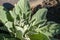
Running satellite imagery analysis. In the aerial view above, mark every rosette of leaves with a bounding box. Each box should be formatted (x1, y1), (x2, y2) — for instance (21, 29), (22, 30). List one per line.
(0, 0), (60, 40)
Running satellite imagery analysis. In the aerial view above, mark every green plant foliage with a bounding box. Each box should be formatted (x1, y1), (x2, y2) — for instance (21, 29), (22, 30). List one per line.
(0, 6), (8, 23)
(0, 0), (60, 40)
(28, 33), (49, 40)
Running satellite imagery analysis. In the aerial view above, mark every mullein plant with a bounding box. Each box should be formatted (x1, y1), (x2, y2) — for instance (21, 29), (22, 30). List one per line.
(0, 0), (60, 40)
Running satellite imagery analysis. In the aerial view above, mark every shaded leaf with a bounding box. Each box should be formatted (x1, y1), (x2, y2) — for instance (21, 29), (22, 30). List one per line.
(28, 33), (49, 40)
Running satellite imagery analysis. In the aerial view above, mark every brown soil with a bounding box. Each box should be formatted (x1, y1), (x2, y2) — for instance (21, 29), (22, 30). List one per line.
(0, 0), (18, 5)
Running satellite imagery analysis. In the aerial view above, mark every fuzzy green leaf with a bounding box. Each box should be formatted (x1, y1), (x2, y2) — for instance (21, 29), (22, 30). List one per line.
(5, 21), (13, 32)
(0, 6), (8, 23)
(17, 0), (30, 13)
(28, 33), (49, 40)
(36, 21), (60, 40)
(16, 0), (31, 19)
(9, 9), (17, 19)
(16, 30), (23, 40)
(30, 8), (47, 26)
